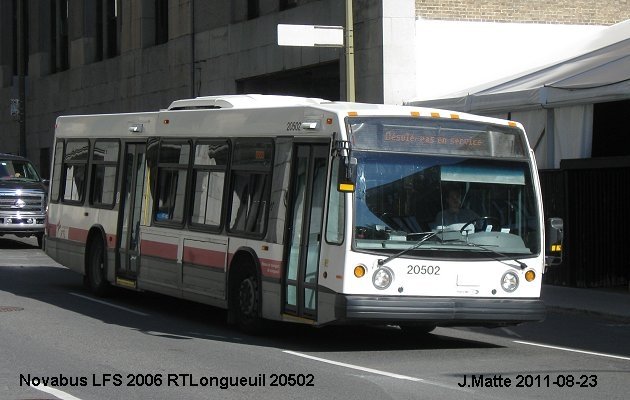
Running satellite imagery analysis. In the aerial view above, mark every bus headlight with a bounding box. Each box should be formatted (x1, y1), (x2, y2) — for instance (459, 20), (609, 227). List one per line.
(501, 271), (519, 293)
(373, 267), (393, 290)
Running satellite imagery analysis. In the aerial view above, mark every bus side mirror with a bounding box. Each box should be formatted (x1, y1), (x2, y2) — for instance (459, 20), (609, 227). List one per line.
(545, 217), (563, 267)
(337, 156), (357, 192)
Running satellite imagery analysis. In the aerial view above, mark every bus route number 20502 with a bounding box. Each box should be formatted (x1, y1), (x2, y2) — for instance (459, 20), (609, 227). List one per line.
(286, 121), (302, 131)
(407, 265), (440, 275)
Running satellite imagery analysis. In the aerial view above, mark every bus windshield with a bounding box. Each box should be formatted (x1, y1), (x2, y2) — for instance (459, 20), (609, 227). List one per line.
(349, 118), (540, 259)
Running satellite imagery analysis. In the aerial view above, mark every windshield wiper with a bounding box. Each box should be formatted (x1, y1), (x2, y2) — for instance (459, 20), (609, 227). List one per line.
(445, 238), (528, 270)
(377, 231), (437, 267)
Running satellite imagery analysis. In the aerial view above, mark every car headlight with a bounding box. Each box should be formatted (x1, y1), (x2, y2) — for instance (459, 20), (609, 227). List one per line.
(501, 271), (519, 292)
(373, 267), (394, 290)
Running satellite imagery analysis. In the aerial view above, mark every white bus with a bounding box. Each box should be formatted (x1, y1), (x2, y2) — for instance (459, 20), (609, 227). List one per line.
(45, 94), (562, 333)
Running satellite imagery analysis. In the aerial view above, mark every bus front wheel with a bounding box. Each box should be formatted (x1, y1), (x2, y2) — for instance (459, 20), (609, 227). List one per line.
(233, 269), (263, 334)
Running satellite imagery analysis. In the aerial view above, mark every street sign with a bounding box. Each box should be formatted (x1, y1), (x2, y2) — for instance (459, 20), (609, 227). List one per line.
(277, 24), (344, 47)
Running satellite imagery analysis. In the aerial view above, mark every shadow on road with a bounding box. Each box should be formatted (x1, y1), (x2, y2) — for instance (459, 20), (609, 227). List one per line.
(0, 264), (502, 355)
(0, 235), (39, 249)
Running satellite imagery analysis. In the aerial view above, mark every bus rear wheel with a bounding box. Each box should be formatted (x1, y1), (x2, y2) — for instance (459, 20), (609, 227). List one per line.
(86, 238), (110, 297)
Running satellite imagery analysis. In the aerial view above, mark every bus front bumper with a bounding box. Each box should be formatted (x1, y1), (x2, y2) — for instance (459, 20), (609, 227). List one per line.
(335, 295), (546, 327)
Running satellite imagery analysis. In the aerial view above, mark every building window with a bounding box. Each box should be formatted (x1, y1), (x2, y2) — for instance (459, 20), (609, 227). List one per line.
(247, 0), (259, 20)
(279, 0), (298, 11)
(155, 0), (169, 45)
(12, 0), (29, 76)
(95, 0), (120, 61)
(51, 0), (69, 72)
(105, 0), (120, 57)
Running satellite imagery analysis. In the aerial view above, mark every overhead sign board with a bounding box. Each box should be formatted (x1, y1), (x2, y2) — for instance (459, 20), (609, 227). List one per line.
(277, 24), (344, 47)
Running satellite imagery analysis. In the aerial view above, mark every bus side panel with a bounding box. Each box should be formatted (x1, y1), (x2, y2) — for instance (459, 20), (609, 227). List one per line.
(137, 229), (181, 297)
(316, 242), (348, 325)
(181, 237), (228, 300)
(46, 236), (85, 275)
(45, 203), (86, 276)
(261, 280), (283, 321)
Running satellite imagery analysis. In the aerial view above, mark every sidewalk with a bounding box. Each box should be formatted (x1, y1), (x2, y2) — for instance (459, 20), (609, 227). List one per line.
(542, 284), (630, 321)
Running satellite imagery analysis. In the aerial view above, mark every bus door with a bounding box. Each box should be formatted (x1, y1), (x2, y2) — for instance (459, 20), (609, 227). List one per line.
(284, 144), (329, 320)
(116, 142), (147, 284)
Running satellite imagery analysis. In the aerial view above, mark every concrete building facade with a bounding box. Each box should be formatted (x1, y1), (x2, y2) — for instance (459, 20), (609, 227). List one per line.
(1, 0), (628, 175)
(0, 0), (418, 175)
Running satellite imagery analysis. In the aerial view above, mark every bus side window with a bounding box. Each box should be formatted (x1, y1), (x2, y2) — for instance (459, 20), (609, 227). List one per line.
(62, 140), (89, 203)
(190, 141), (229, 229)
(50, 140), (64, 202)
(90, 140), (119, 207)
(228, 139), (272, 237)
(326, 158), (345, 244)
(153, 140), (190, 225)
(146, 139), (159, 223)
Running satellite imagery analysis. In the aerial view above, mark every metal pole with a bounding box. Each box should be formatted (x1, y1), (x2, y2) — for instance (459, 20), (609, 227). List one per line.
(190, 0), (195, 97)
(345, 0), (355, 102)
(17, 0), (27, 157)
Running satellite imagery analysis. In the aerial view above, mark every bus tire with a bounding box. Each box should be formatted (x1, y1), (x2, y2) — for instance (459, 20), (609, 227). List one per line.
(233, 267), (264, 334)
(86, 238), (111, 297)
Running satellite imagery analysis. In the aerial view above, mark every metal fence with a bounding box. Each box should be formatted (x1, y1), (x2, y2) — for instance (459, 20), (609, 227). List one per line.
(540, 157), (630, 288)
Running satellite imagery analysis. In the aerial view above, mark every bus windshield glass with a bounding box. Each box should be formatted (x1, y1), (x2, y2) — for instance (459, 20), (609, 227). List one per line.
(349, 117), (540, 259)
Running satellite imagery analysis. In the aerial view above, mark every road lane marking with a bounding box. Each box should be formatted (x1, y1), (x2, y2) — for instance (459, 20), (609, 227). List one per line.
(514, 340), (630, 361)
(69, 292), (149, 316)
(283, 350), (473, 392)
(30, 383), (83, 400)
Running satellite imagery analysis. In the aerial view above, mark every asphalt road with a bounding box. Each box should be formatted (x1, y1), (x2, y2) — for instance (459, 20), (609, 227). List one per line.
(1, 235), (629, 400)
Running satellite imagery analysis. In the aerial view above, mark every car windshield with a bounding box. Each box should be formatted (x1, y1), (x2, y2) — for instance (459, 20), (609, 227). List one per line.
(0, 159), (41, 182)
(352, 152), (540, 259)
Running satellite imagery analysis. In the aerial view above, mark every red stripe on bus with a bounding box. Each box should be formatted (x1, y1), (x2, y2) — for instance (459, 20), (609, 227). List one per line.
(225, 253), (282, 279)
(141, 240), (178, 260)
(47, 223), (57, 237)
(68, 227), (89, 242)
(259, 258), (283, 279)
(183, 246), (225, 270)
(46, 222), (115, 247)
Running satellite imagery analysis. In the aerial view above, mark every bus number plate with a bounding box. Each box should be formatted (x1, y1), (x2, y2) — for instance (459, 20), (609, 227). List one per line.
(286, 122), (302, 131)
(407, 265), (440, 275)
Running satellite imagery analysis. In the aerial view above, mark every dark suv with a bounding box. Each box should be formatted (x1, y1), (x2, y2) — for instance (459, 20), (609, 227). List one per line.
(0, 153), (47, 247)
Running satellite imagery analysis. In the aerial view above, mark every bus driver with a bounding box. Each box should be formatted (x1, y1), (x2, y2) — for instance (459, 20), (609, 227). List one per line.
(435, 187), (479, 227)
